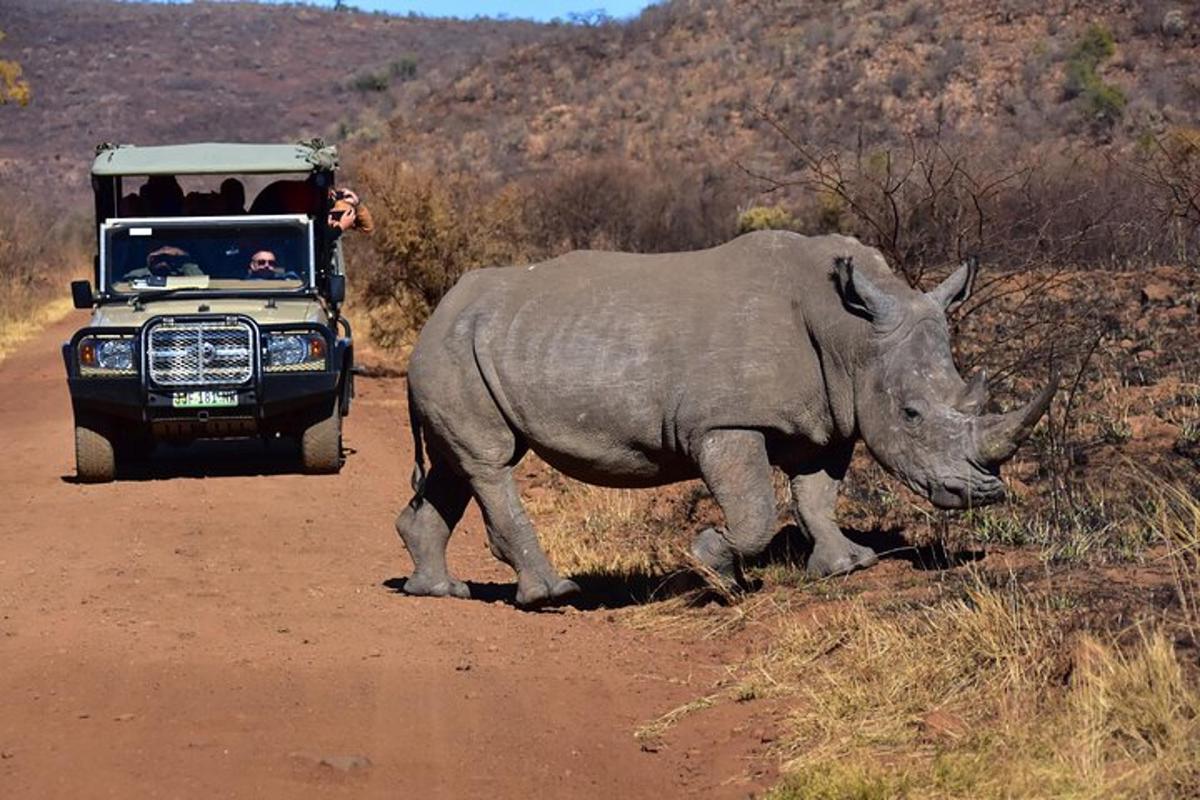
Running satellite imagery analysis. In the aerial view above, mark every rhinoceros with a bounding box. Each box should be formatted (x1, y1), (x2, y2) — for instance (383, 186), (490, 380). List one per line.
(396, 231), (1055, 607)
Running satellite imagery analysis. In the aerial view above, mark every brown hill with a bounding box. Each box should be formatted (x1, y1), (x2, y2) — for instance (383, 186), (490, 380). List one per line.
(375, 0), (1199, 178)
(0, 0), (548, 198)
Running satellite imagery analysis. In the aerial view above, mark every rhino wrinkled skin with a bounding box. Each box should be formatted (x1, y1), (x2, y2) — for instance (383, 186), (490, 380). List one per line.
(396, 231), (1056, 607)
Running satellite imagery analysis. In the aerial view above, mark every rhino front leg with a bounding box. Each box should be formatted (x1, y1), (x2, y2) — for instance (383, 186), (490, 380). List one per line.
(690, 429), (777, 589)
(790, 457), (878, 578)
(468, 468), (580, 608)
(396, 464), (473, 599)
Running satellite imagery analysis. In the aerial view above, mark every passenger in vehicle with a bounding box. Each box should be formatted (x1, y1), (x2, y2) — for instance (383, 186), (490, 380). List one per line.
(118, 192), (145, 217)
(246, 250), (283, 279)
(183, 191), (220, 216)
(329, 188), (374, 235)
(219, 179), (246, 214)
(138, 175), (185, 216)
(245, 250), (299, 280)
(124, 246), (203, 280)
(249, 179), (319, 215)
(250, 179), (373, 234)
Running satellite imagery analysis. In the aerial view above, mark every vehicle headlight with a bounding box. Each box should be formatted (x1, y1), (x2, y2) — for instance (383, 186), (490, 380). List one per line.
(264, 332), (327, 372)
(78, 336), (136, 376)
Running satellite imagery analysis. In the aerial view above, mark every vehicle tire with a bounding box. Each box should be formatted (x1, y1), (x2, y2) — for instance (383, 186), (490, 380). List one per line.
(75, 415), (116, 483)
(301, 398), (342, 474)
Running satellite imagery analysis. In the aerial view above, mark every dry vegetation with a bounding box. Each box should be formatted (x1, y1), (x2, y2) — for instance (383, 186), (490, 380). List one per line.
(339, 6), (1200, 792)
(3, 0), (1199, 794)
(0, 197), (88, 360)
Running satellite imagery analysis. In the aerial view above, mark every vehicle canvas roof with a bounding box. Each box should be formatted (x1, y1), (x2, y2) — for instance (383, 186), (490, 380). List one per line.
(91, 142), (339, 177)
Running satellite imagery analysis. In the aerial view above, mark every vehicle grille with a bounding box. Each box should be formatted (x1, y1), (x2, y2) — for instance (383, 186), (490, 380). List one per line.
(147, 320), (255, 386)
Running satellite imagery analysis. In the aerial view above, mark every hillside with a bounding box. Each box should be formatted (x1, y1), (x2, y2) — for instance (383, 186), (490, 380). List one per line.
(0, 0), (548, 198)
(374, 0), (1199, 179)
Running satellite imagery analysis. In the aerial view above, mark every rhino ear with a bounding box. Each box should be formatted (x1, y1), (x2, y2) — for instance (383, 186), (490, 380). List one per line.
(834, 256), (896, 324)
(927, 257), (978, 311)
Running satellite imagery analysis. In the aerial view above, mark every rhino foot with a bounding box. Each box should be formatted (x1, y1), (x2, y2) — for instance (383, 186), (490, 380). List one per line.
(806, 540), (878, 578)
(403, 573), (471, 599)
(689, 526), (741, 591)
(515, 575), (581, 609)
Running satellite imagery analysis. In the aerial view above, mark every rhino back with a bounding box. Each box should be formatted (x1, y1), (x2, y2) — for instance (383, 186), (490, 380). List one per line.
(411, 231), (878, 484)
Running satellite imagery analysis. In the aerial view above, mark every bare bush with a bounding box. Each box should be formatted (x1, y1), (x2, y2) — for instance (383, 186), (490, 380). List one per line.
(521, 158), (737, 254)
(353, 157), (531, 345)
(0, 194), (87, 329)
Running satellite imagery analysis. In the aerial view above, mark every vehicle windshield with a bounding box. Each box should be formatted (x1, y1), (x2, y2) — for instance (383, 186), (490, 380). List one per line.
(103, 216), (313, 293)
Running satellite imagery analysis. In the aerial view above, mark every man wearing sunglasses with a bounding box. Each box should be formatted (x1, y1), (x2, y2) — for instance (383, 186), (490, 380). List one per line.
(246, 250), (286, 279)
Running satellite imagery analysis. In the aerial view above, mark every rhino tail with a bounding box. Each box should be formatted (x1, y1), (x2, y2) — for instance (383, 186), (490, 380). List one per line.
(408, 382), (428, 497)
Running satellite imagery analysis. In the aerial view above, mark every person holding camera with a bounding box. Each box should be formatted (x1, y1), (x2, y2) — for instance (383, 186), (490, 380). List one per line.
(328, 188), (374, 235)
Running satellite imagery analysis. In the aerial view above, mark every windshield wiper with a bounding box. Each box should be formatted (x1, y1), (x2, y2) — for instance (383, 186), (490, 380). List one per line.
(128, 287), (198, 309)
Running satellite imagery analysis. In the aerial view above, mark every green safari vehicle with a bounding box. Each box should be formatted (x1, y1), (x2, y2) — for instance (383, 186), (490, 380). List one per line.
(64, 141), (356, 481)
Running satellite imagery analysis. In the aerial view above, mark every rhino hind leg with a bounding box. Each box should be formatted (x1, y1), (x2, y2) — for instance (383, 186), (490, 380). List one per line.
(790, 466), (878, 578)
(690, 430), (778, 590)
(396, 464), (473, 599)
(469, 468), (580, 608)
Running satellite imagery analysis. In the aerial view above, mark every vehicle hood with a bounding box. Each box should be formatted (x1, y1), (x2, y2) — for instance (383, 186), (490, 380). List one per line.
(91, 297), (328, 328)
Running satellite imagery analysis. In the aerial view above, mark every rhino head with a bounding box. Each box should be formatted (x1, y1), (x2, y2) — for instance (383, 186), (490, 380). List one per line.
(834, 256), (1057, 510)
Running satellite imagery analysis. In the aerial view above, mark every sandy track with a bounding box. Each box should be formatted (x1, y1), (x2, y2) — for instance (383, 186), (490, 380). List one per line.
(0, 314), (774, 798)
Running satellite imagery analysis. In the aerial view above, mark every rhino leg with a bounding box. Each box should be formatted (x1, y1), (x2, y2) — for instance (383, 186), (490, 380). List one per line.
(396, 464), (473, 599)
(690, 429), (777, 590)
(790, 458), (878, 578)
(469, 468), (581, 608)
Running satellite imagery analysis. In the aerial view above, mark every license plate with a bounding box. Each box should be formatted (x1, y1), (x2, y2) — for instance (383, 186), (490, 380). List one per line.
(172, 390), (238, 408)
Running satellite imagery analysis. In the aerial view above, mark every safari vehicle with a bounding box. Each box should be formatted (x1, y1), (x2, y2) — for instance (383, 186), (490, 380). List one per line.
(64, 141), (355, 481)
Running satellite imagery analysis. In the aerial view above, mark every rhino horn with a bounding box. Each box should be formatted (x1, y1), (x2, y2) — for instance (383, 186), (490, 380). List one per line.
(975, 372), (1059, 465)
(956, 369), (988, 415)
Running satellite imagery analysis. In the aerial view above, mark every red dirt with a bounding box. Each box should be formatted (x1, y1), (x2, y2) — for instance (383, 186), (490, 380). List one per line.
(0, 314), (777, 799)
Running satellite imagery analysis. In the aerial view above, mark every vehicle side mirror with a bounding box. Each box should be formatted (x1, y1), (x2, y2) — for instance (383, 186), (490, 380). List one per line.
(327, 274), (346, 306)
(71, 280), (95, 309)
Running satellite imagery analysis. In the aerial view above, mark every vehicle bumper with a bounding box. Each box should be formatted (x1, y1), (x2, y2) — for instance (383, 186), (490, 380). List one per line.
(63, 317), (352, 438)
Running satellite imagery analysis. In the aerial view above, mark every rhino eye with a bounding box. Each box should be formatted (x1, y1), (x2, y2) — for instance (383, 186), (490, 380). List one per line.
(902, 406), (923, 423)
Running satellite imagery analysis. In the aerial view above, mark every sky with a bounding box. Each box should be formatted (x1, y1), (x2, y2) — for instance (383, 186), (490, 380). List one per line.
(168, 0), (658, 22)
(339, 0), (652, 20)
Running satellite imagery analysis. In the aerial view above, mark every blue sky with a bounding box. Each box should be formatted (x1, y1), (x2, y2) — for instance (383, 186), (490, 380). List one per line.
(342, 1), (652, 20)
(169, 1), (657, 22)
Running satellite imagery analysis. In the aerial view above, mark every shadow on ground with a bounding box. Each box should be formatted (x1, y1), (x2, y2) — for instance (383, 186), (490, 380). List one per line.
(384, 524), (987, 611)
(60, 439), (357, 482)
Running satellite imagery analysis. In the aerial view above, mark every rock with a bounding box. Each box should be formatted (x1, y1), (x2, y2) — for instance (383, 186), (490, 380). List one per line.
(1141, 282), (1174, 305)
(113, 713), (135, 722)
(320, 754), (371, 772)
(289, 752), (372, 772)
(1162, 9), (1188, 37)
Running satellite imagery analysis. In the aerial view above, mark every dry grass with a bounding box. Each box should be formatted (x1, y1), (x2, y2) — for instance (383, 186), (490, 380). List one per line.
(0, 196), (88, 363)
(525, 478), (694, 579)
(0, 296), (74, 363)
(755, 572), (1200, 798)
(523, 458), (1200, 797)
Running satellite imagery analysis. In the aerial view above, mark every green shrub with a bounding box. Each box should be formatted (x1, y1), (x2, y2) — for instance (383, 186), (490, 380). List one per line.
(737, 205), (796, 234)
(1062, 24), (1124, 128)
(350, 69), (390, 93)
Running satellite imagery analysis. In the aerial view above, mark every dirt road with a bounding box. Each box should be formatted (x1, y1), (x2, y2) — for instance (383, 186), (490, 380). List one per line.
(0, 314), (775, 799)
